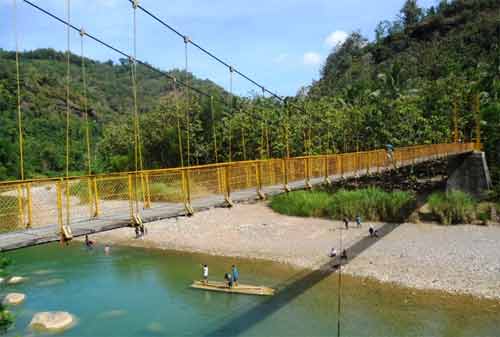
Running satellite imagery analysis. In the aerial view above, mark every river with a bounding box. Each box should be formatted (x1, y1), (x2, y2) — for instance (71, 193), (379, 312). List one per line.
(2, 243), (499, 336)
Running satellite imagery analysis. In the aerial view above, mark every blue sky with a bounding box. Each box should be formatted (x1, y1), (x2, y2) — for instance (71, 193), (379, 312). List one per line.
(0, 0), (438, 97)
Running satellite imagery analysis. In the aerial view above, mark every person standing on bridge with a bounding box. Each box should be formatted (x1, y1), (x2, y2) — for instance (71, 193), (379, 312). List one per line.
(386, 143), (394, 162)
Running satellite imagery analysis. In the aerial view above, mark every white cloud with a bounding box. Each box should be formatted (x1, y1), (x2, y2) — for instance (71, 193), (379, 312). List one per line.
(273, 53), (288, 64)
(325, 30), (348, 48)
(303, 52), (321, 66)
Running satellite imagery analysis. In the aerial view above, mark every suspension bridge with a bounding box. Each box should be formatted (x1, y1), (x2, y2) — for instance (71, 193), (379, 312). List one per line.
(0, 1), (484, 251)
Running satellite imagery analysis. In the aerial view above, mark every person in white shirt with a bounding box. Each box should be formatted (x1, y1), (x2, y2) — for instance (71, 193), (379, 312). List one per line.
(329, 248), (337, 258)
(202, 264), (208, 284)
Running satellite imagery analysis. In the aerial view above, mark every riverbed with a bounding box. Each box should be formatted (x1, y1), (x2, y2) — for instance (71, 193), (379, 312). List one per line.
(90, 203), (500, 300)
(2, 243), (500, 337)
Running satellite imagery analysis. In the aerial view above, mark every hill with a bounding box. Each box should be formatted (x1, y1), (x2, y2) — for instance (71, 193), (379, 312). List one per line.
(0, 48), (228, 179)
(308, 0), (500, 196)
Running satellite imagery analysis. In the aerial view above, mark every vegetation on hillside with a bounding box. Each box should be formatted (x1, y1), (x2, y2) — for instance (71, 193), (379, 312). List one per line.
(309, 0), (500, 196)
(0, 49), (228, 179)
(0, 0), (498, 200)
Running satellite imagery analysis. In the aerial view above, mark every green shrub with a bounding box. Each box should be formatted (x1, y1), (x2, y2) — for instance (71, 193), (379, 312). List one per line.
(0, 256), (11, 270)
(0, 305), (13, 334)
(269, 191), (332, 217)
(428, 191), (477, 225)
(0, 256), (13, 333)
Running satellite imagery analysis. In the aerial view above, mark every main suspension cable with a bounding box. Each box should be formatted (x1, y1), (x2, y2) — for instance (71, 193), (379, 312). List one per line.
(21, 0), (301, 131)
(21, 0), (227, 108)
(126, 0), (284, 101)
(124, 0), (312, 118)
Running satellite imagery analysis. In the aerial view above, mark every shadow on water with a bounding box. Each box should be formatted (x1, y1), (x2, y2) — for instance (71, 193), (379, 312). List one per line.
(203, 222), (401, 337)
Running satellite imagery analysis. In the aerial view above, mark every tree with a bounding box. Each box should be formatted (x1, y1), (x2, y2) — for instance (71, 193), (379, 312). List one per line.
(375, 20), (392, 42)
(400, 0), (423, 27)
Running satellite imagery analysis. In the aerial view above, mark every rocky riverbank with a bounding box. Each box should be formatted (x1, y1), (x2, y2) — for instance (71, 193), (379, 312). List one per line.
(89, 202), (500, 300)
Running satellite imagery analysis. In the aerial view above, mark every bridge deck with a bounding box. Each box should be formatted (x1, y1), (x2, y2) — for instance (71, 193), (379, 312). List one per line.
(0, 154), (456, 252)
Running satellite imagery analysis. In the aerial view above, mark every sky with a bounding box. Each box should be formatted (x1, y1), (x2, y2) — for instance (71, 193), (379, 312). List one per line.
(0, 0), (438, 97)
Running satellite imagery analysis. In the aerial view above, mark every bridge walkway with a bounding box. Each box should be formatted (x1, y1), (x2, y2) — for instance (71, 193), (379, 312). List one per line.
(0, 144), (474, 252)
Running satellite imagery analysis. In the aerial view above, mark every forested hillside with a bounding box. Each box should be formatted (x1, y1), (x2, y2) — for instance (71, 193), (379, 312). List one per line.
(0, 0), (499, 197)
(0, 48), (228, 179)
(308, 0), (500, 196)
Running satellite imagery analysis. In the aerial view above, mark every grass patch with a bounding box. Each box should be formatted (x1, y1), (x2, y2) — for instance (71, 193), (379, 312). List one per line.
(427, 191), (477, 225)
(269, 187), (415, 222)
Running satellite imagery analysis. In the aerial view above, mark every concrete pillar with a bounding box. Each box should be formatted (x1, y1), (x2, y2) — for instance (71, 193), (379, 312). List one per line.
(447, 152), (492, 199)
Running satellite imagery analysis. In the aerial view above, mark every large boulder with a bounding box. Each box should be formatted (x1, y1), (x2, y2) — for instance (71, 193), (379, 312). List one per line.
(2, 293), (26, 305)
(30, 312), (75, 332)
(7, 276), (27, 285)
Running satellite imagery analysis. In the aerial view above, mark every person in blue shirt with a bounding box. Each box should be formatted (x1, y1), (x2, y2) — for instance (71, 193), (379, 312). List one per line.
(355, 215), (362, 227)
(231, 265), (239, 287)
(386, 143), (394, 160)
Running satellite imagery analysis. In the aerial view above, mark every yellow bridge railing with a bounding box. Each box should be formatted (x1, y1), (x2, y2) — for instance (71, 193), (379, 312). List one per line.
(0, 143), (477, 235)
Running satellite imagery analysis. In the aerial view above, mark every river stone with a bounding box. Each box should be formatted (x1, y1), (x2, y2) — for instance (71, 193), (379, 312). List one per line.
(2, 293), (26, 305)
(30, 312), (75, 331)
(0, 277), (4, 284)
(7, 276), (27, 285)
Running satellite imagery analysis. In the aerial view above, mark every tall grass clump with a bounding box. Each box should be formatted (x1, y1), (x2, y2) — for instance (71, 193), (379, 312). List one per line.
(427, 190), (477, 225)
(328, 187), (415, 222)
(269, 188), (415, 222)
(269, 191), (332, 217)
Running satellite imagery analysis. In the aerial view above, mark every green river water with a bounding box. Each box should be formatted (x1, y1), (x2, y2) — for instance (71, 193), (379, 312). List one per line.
(2, 243), (499, 337)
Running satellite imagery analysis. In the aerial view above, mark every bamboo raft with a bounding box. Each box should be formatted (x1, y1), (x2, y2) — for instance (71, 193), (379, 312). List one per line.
(190, 280), (275, 296)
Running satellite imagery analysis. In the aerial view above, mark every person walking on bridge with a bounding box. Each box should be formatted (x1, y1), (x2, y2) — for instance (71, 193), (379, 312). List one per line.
(386, 143), (395, 168)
